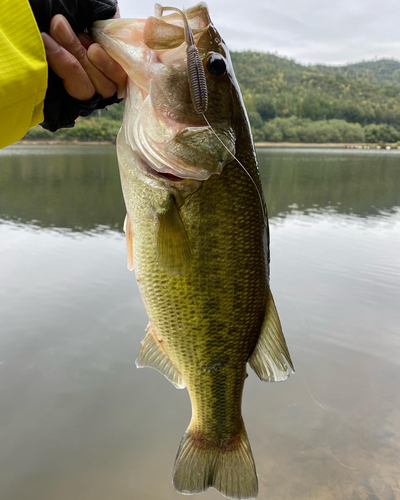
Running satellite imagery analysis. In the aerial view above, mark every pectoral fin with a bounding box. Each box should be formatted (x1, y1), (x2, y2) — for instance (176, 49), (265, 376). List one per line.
(135, 324), (185, 389)
(249, 289), (294, 382)
(123, 213), (134, 271)
(155, 195), (191, 276)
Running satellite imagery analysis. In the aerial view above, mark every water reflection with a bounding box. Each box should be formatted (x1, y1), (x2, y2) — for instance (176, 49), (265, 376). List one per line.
(1, 146), (400, 233)
(0, 145), (399, 500)
(259, 148), (400, 219)
(0, 145), (125, 232)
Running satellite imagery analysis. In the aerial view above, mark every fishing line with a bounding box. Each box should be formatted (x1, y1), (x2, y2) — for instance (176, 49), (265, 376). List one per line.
(277, 280), (332, 414)
(155, 4), (265, 219)
(197, 14), (360, 476)
(154, 2), (377, 486)
(256, 473), (269, 484)
(203, 104), (359, 477)
(275, 277), (362, 473)
(274, 245), (389, 493)
(202, 63), (362, 477)
(201, 113), (267, 223)
(204, 106), (361, 473)
(301, 373), (332, 415)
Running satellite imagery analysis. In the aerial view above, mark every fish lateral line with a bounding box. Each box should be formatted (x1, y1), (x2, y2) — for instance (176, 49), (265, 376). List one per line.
(201, 112), (267, 224)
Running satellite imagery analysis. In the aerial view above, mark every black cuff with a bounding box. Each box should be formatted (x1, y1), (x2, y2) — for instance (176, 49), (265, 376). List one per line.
(41, 69), (122, 132)
(28, 0), (120, 131)
(29, 0), (118, 34)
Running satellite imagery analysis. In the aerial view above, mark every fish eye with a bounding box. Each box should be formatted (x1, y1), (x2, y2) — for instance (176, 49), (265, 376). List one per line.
(206, 53), (227, 77)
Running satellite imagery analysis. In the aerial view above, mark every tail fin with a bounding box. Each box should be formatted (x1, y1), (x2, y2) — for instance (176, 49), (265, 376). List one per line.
(172, 426), (258, 500)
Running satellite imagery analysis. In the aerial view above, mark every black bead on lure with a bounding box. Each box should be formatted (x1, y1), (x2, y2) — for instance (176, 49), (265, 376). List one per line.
(154, 3), (208, 114)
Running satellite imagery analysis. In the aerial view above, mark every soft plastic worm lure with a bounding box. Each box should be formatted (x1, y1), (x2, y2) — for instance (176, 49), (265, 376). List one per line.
(155, 4), (208, 114)
(155, 4), (265, 221)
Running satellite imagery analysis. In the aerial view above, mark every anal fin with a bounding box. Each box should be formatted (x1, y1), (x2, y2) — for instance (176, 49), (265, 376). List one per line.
(123, 213), (134, 271)
(135, 324), (185, 389)
(249, 289), (295, 382)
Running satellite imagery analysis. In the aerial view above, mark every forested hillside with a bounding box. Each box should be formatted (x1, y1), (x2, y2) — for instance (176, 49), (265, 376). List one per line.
(24, 54), (400, 144)
(232, 53), (400, 142)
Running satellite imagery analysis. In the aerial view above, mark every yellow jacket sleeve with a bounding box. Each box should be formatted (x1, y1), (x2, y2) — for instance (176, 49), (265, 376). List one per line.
(0, 0), (48, 149)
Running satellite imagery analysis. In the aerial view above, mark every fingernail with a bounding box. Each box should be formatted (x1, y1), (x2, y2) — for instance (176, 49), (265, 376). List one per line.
(41, 32), (60, 53)
(53, 15), (74, 44)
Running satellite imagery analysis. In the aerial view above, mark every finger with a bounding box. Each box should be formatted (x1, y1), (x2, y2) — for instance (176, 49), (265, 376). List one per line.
(87, 43), (127, 98)
(78, 32), (94, 50)
(41, 33), (95, 100)
(78, 34), (126, 97)
(50, 15), (117, 99)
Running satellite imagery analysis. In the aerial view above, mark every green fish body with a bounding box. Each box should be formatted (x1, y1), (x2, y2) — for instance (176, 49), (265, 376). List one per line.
(93, 4), (294, 499)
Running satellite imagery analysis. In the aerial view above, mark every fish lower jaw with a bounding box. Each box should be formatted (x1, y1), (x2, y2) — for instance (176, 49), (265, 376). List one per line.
(134, 136), (215, 183)
(133, 143), (204, 183)
(133, 116), (222, 182)
(145, 162), (186, 182)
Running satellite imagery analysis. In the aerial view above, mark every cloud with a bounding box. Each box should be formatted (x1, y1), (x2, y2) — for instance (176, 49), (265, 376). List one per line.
(117, 0), (400, 64)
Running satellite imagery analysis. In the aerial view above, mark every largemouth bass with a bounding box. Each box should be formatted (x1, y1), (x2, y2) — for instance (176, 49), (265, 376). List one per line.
(93, 4), (294, 499)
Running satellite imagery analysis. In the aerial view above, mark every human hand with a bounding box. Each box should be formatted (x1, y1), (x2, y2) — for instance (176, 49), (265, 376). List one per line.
(29, 0), (126, 131)
(41, 15), (126, 101)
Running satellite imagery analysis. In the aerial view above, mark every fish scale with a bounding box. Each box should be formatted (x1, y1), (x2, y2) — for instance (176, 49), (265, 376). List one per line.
(128, 155), (266, 440)
(93, 4), (294, 498)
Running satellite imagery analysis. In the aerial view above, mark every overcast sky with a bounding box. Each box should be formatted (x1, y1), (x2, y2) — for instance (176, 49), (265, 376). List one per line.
(118, 0), (400, 65)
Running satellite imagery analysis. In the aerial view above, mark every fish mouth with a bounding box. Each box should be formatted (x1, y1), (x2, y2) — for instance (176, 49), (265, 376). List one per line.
(133, 109), (232, 181)
(145, 163), (185, 182)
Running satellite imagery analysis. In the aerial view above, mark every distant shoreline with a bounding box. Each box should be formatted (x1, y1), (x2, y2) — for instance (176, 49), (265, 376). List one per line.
(256, 142), (362, 148)
(16, 140), (399, 149)
(17, 140), (114, 146)
(255, 142), (399, 149)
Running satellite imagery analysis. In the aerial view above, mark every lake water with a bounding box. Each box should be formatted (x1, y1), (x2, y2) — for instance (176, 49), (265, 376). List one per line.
(0, 145), (399, 500)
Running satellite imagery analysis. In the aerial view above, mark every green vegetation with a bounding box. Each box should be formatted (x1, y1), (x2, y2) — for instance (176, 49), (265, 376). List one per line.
(233, 53), (400, 142)
(24, 110), (123, 142)
(256, 116), (400, 143)
(3, 147), (400, 230)
(23, 55), (400, 144)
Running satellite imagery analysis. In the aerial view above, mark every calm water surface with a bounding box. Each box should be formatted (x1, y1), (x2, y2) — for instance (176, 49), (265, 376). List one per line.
(0, 145), (399, 500)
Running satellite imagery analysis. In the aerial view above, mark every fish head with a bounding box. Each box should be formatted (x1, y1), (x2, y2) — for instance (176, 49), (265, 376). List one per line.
(92, 3), (240, 183)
